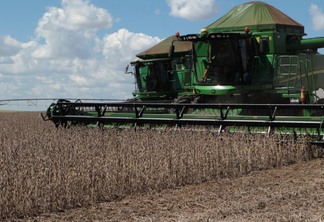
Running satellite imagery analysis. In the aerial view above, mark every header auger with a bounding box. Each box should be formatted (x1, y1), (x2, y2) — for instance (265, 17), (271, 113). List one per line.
(43, 1), (324, 145)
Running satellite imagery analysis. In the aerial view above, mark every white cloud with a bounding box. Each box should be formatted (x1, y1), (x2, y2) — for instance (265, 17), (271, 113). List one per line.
(39, 0), (113, 31)
(101, 29), (161, 69)
(70, 74), (89, 87)
(309, 3), (324, 31)
(166, 0), (218, 21)
(34, 0), (113, 59)
(0, 0), (162, 105)
(0, 57), (14, 64)
(0, 36), (22, 57)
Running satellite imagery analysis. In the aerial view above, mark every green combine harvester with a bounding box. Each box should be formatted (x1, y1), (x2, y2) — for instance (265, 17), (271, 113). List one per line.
(43, 1), (324, 144)
(125, 34), (192, 101)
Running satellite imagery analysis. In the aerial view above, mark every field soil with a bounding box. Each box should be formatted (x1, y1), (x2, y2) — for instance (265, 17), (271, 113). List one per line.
(21, 158), (324, 222)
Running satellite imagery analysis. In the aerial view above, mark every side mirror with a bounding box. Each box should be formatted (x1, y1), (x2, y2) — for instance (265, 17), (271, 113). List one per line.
(125, 65), (133, 74)
(260, 38), (269, 54)
(168, 45), (175, 58)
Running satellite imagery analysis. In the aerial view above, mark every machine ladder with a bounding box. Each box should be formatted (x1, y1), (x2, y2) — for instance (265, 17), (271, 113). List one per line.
(275, 55), (300, 94)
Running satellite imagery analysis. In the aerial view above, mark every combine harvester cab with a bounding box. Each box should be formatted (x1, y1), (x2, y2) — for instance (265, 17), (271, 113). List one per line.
(44, 1), (324, 145)
(125, 34), (193, 102)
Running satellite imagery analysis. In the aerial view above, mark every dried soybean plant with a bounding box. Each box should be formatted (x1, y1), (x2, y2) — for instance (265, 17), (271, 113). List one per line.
(0, 112), (316, 220)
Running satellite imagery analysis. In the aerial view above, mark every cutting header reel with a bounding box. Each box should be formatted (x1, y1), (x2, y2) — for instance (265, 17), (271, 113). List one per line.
(42, 99), (324, 144)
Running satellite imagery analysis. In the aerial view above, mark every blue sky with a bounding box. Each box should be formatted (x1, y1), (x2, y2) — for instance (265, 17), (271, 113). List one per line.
(0, 0), (324, 110)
